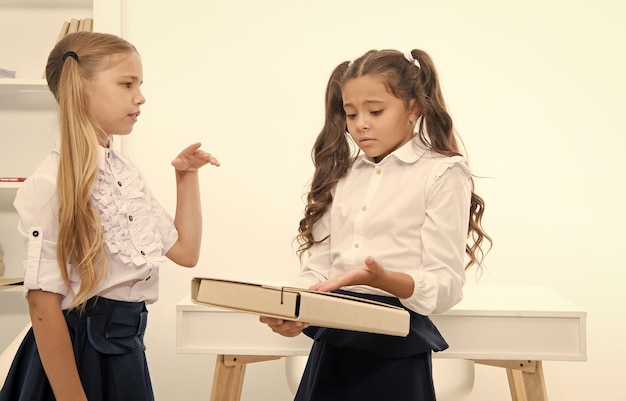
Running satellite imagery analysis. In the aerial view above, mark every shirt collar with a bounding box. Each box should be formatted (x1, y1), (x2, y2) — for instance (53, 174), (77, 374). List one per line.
(97, 144), (113, 172)
(53, 139), (113, 172)
(355, 136), (428, 168)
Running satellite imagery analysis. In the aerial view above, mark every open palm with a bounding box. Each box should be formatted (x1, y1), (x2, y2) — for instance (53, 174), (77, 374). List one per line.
(310, 256), (383, 292)
(171, 142), (220, 172)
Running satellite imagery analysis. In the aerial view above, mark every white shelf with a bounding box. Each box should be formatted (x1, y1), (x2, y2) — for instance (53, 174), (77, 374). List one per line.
(0, 79), (51, 101)
(0, 79), (47, 89)
(0, 79), (55, 109)
(0, 182), (22, 190)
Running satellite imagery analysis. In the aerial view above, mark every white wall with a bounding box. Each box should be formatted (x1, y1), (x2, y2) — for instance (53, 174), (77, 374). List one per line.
(118, 0), (626, 400)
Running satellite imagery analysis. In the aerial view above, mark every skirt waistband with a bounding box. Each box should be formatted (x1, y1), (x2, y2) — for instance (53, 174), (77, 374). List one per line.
(65, 297), (148, 355)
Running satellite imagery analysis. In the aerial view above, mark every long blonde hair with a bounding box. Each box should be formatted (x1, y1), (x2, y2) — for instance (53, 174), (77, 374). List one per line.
(45, 32), (138, 310)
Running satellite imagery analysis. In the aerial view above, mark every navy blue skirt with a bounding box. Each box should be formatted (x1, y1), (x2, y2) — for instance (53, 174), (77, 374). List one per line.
(0, 297), (154, 401)
(295, 290), (448, 401)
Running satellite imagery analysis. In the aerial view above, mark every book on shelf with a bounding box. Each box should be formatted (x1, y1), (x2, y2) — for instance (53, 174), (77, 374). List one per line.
(55, 17), (94, 44)
(55, 20), (70, 44)
(0, 68), (16, 78)
(83, 18), (93, 32)
(43, 18), (95, 78)
(191, 277), (410, 336)
(67, 18), (80, 35)
(0, 177), (26, 182)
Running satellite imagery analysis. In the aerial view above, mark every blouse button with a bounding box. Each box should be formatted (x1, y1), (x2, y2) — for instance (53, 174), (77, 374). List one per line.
(375, 168), (382, 174)
(354, 243), (360, 249)
(117, 181), (122, 187)
(140, 250), (146, 256)
(145, 276), (151, 281)
(361, 205), (367, 211)
(128, 215), (133, 222)
(32, 230), (39, 237)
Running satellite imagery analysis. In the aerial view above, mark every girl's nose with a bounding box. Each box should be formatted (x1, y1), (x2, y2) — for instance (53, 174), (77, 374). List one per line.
(136, 92), (146, 105)
(356, 116), (369, 130)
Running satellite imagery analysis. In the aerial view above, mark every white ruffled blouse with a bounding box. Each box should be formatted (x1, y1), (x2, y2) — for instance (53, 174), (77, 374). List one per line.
(14, 146), (178, 310)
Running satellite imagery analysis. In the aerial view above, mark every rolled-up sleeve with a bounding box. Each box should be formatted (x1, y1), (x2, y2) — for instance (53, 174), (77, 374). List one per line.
(14, 172), (68, 297)
(400, 159), (471, 315)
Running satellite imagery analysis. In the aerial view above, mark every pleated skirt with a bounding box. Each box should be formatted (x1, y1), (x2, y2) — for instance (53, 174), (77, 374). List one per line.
(294, 290), (448, 401)
(0, 297), (154, 401)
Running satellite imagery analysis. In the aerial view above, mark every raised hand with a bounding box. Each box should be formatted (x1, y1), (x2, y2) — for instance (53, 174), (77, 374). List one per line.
(171, 142), (220, 172)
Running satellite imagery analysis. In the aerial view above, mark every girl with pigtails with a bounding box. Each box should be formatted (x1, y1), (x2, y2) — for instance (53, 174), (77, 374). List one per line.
(261, 49), (491, 401)
(0, 32), (219, 401)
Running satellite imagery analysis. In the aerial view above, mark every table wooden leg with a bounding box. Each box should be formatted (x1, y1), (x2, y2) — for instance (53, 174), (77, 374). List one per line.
(473, 360), (548, 401)
(210, 355), (245, 401)
(210, 354), (282, 401)
(506, 361), (547, 401)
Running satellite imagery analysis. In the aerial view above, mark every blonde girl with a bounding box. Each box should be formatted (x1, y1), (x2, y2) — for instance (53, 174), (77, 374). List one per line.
(0, 32), (219, 401)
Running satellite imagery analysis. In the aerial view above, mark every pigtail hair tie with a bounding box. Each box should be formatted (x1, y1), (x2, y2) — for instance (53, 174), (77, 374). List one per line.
(63, 51), (79, 62)
(404, 51), (421, 69)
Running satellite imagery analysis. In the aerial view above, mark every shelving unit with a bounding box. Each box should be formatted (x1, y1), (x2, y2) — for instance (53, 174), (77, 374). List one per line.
(0, 79), (48, 88)
(0, 0), (122, 278)
(0, 2), (122, 351)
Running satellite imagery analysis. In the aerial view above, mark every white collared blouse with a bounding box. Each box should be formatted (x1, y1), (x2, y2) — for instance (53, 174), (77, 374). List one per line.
(14, 146), (178, 310)
(290, 137), (472, 316)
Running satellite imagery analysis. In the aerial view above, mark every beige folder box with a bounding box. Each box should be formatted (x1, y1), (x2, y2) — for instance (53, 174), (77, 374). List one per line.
(191, 277), (410, 337)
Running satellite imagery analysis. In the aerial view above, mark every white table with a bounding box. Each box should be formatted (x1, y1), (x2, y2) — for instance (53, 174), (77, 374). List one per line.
(176, 284), (586, 401)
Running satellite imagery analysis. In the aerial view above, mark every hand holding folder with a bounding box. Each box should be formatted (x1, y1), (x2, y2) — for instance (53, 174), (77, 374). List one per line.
(191, 277), (410, 337)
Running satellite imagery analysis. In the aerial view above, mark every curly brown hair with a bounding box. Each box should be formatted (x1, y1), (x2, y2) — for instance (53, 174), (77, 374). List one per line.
(297, 49), (492, 270)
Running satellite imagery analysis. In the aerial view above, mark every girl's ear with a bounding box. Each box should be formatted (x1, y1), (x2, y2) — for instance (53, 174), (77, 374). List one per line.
(408, 99), (420, 122)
